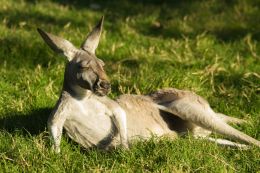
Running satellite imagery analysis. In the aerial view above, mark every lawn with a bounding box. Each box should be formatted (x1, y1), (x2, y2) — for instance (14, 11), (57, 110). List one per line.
(0, 0), (260, 172)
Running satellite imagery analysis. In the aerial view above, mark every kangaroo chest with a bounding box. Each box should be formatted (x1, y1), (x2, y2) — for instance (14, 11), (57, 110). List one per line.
(63, 97), (117, 148)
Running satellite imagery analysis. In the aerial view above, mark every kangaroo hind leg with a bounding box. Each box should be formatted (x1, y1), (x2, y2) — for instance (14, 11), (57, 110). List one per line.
(157, 98), (260, 147)
(216, 113), (247, 125)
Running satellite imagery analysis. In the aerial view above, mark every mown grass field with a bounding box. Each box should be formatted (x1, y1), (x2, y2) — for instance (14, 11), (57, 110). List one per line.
(0, 0), (260, 172)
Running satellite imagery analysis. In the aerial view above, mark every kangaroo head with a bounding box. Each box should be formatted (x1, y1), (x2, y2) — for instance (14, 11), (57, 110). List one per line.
(38, 16), (110, 97)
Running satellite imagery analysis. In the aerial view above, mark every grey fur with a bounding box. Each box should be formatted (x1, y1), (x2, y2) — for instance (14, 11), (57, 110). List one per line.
(38, 17), (260, 153)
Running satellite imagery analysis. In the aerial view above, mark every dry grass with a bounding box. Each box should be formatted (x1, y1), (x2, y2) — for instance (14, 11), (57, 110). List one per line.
(0, 0), (260, 172)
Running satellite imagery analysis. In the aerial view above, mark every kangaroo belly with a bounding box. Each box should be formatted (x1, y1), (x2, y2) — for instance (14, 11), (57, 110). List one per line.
(116, 94), (174, 140)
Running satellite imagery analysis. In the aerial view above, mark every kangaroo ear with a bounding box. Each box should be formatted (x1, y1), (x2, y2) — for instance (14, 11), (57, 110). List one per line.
(80, 16), (104, 54)
(37, 28), (77, 61)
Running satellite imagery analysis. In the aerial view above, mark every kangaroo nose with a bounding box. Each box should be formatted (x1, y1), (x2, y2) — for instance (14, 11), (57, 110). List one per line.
(99, 81), (111, 90)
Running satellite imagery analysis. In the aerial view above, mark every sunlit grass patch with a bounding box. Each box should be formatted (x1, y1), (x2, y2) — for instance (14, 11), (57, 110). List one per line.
(0, 0), (260, 172)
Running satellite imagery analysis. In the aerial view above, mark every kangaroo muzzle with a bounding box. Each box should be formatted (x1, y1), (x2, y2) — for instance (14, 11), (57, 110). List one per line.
(93, 79), (111, 96)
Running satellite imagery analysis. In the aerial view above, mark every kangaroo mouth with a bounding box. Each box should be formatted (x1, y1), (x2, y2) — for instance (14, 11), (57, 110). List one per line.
(77, 79), (110, 96)
(93, 88), (110, 96)
(93, 79), (111, 96)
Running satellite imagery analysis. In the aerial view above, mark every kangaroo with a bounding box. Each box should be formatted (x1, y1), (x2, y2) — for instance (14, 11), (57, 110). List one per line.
(38, 16), (260, 153)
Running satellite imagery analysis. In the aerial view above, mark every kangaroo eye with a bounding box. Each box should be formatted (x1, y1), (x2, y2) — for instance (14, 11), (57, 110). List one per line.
(80, 66), (90, 70)
(79, 60), (90, 67)
(78, 64), (90, 70)
(78, 61), (90, 70)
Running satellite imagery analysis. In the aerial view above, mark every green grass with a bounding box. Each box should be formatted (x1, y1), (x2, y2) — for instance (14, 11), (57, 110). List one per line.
(0, 0), (260, 172)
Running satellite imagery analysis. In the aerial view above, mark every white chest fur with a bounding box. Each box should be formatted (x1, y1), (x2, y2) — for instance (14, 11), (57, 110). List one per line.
(63, 97), (117, 148)
(73, 97), (112, 117)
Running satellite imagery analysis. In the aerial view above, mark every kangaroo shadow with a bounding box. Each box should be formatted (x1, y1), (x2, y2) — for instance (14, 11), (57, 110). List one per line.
(0, 108), (51, 136)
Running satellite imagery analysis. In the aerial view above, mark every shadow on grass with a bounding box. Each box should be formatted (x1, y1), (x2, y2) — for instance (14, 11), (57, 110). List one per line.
(0, 108), (51, 135)
(213, 72), (259, 92)
(38, 0), (260, 41)
(0, 35), (63, 68)
(1, 0), (260, 41)
(1, 0), (260, 69)
(0, 7), (85, 30)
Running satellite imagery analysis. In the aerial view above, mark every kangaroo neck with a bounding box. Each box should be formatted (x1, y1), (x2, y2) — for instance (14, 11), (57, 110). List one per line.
(62, 80), (93, 100)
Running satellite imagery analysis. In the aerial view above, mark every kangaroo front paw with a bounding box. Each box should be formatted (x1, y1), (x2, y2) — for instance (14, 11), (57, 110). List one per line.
(52, 145), (61, 153)
(55, 147), (61, 153)
(121, 141), (129, 149)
